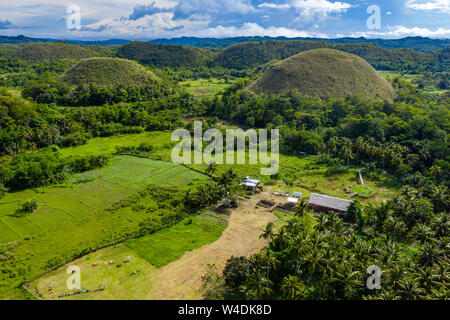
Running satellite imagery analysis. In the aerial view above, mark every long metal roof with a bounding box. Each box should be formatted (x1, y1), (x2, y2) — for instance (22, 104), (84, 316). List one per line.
(308, 193), (353, 212)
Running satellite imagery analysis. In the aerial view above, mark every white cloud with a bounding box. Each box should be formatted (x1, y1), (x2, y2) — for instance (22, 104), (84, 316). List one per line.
(79, 12), (326, 39)
(195, 23), (326, 38)
(291, 0), (352, 19)
(349, 25), (450, 38)
(406, 0), (450, 14)
(258, 3), (291, 9)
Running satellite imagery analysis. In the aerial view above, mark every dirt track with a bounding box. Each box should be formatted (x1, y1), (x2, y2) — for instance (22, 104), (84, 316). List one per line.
(146, 191), (278, 300)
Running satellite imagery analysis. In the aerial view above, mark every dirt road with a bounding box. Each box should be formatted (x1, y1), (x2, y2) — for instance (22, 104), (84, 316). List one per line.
(146, 190), (278, 300)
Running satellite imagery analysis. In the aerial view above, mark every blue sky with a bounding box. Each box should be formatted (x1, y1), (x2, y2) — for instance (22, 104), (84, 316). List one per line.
(0, 0), (449, 40)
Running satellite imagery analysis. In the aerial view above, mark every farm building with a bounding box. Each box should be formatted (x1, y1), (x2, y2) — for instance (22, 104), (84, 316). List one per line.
(308, 193), (353, 214)
(287, 191), (302, 204)
(239, 177), (262, 190)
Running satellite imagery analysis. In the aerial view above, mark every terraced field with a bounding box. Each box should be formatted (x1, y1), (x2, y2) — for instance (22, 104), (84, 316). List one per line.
(0, 155), (206, 244)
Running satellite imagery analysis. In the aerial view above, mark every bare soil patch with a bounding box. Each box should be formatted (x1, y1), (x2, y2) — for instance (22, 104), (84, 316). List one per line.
(146, 190), (278, 300)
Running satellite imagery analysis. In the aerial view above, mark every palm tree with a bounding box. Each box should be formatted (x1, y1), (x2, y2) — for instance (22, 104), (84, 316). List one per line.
(414, 268), (440, 293)
(397, 280), (424, 300)
(430, 185), (449, 213)
(410, 223), (433, 243)
(260, 222), (275, 242)
(340, 145), (354, 166)
(206, 161), (218, 177)
(261, 249), (279, 279)
(418, 242), (445, 267)
(330, 262), (362, 299)
(304, 247), (328, 278)
(274, 229), (290, 249)
(245, 272), (273, 299)
(294, 199), (309, 219)
(280, 275), (303, 299)
(387, 265), (406, 290)
(432, 212), (449, 237)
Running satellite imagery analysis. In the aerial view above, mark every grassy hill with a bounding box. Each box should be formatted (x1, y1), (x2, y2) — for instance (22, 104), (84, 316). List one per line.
(215, 40), (447, 73)
(59, 57), (159, 88)
(249, 48), (397, 101)
(116, 41), (213, 67)
(15, 41), (101, 62)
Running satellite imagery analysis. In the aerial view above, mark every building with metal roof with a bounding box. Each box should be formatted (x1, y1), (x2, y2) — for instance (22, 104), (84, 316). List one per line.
(292, 191), (302, 199)
(308, 193), (353, 214)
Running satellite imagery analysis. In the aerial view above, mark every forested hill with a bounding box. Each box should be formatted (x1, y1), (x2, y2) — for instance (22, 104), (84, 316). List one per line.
(215, 41), (449, 72)
(116, 41), (214, 68)
(150, 36), (450, 52)
(2, 35), (448, 52)
(15, 42), (103, 62)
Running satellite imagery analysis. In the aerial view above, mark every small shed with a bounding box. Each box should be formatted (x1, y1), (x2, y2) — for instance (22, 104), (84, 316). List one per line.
(240, 177), (262, 190)
(287, 197), (299, 204)
(292, 192), (303, 199)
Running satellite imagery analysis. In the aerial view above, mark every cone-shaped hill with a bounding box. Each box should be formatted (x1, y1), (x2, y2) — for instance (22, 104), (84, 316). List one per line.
(249, 48), (396, 101)
(15, 42), (99, 62)
(59, 57), (159, 89)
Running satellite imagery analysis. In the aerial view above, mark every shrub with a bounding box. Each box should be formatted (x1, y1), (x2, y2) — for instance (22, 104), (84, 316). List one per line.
(21, 198), (38, 213)
(0, 183), (7, 199)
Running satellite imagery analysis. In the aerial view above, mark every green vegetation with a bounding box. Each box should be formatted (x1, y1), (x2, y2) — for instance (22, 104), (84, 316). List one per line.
(31, 210), (228, 300)
(0, 36), (448, 301)
(117, 41), (213, 68)
(180, 78), (230, 97)
(20, 199), (38, 213)
(15, 42), (101, 62)
(0, 155), (206, 243)
(0, 155), (208, 298)
(215, 41), (449, 73)
(215, 185), (449, 300)
(59, 57), (159, 89)
(126, 212), (228, 267)
(249, 49), (396, 101)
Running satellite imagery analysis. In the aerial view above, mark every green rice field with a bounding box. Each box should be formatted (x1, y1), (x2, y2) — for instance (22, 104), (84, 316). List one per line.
(0, 155), (206, 244)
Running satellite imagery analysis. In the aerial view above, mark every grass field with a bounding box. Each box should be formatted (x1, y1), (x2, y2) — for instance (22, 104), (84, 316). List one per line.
(30, 211), (228, 300)
(0, 153), (208, 299)
(0, 155), (205, 244)
(378, 71), (447, 95)
(52, 131), (398, 208)
(180, 78), (230, 97)
(57, 131), (172, 158)
(0, 129), (399, 299)
(188, 153), (397, 205)
(126, 212), (228, 267)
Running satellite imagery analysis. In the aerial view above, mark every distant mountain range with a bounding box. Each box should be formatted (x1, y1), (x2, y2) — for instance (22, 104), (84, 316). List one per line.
(150, 36), (450, 52)
(1, 35), (449, 52)
(0, 35), (129, 46)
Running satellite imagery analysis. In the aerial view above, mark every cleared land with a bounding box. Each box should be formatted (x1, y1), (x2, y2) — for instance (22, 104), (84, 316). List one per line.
(180, 78), (230, 97)
(33, 191), (277, 300)
(31, 211), (228, 300)
(0, 155), (205, 243)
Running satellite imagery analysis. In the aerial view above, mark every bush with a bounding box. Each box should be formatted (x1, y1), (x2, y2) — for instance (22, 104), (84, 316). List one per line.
(0, 183), (7, 199)
(21, 199), (38, 213)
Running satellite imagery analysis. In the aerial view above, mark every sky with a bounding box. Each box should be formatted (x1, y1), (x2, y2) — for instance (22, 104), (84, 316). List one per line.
(0, 0), (449, 40)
